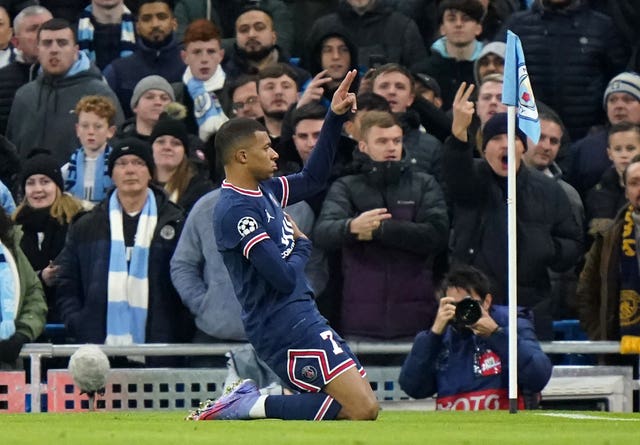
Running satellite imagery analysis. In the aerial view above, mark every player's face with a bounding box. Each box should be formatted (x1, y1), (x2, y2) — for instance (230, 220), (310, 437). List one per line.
(484, 134), (525, 177)
(358, 125), (403, 162)
(246, 131), (278, 180)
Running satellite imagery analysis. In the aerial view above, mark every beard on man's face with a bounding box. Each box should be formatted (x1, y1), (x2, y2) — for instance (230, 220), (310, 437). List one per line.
(263, 109), (286, 121)
(238, 44), (275, 62)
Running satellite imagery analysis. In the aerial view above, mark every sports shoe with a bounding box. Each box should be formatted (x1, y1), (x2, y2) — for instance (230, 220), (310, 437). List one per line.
(186, 379), (260, 421)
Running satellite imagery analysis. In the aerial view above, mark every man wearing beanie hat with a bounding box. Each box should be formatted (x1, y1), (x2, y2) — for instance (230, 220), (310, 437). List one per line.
(103, 0), (185, 118)
(111, 75), (174, 146)
(56, 131), (195, 365)
(568, 71), (640, 197)
(442, 82), (583, 341)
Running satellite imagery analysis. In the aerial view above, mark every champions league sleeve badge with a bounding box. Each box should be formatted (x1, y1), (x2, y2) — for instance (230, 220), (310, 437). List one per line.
(237, 216), (259, 237)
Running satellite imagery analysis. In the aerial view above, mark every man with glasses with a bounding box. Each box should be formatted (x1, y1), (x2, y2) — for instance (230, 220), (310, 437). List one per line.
(227, 75), (263, 120)
(56, 138), (194, 366)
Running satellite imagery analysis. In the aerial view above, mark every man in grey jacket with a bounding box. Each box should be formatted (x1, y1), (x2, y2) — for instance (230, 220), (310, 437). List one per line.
(6, 18), (123, 165)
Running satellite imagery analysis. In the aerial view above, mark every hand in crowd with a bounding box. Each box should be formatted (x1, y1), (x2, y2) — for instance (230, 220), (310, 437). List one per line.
(285, 213), (307, 240)
(349, 208), (392, 241)
(330, 69), (358, 115)
(297, 70), (334, 109)
(451, 82), (475, 142)
(41, 261), (59, 287)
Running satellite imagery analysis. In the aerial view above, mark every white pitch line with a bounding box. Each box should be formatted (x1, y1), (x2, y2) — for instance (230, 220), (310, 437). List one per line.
(536, 412), (639, 422)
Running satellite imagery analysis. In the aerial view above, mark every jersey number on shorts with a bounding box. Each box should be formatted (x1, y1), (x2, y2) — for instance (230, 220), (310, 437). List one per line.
(320, 330), (343, 355)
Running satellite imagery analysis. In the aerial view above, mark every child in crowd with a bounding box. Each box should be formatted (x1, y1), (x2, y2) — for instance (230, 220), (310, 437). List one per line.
(62, 95), (117, 207)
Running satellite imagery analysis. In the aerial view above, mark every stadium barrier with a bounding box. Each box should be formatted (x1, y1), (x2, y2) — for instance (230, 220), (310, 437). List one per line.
(0, 341), (636, 413)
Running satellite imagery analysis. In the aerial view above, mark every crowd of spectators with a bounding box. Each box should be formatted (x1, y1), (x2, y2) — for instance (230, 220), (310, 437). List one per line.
(0, 0), (638, 381)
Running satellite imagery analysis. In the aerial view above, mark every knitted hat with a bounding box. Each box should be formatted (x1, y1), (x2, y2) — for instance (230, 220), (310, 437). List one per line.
(130, 75), (175, 110)
(108, 138), (155, 177)
(482, 113), (527, 151)
(603, 72), (640, 109)
(22, 149), (64, 191)
(150, 113), (190, 154)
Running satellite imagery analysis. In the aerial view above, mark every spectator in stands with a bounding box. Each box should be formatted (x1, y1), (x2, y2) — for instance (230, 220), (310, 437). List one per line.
(568, 72), (640, 198)
(227, 74), (263, 120)
(471, 73), (506, 152)
(411, 0), (485, 111)
(308, 0), (427, 71)
(62, 95), (117, 207)
(0, 5), (52, 136)
(56, 138), (194, 366)
(578, 153), (640, 364)
(172, 18), (228, 142)
(413, 73), (442, 109)
(500, 0), (629, 141)
(523, 104), (584, 320)
(315, 110), (449, 341)
(113, 74), (174, 144)
(371, 63), (443, 179)
(585, 123), (640, 237)
(399, 265), (552, 410)
(174, 0), (293, 55)
(473, 41), (504, 85)
(150, 111), (212, 213)
(0, 206), (47, 369)
(77, 0), (137, 70)
(6, 18), (123, 165)
(221, 6), (308, 87)
(13, 150), (83, 324)
(0, 6), (15, 69)
(443, 83), (583, 340)
(256, 63), (298, 139)
(103, 0), (184, 117)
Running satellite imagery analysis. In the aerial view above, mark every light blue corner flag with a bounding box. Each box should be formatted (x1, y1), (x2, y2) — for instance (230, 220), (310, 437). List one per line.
(502, 30), (540, 144)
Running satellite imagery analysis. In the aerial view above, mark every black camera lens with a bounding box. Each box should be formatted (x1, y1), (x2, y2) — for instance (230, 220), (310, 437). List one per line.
(454, 297), (482, 325)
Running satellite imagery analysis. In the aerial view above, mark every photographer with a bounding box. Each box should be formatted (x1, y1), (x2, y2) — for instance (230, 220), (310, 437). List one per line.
(398, 265), (552, 410)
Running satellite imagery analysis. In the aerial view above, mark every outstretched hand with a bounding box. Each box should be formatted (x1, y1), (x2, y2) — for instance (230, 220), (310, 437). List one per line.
(451, 82), (475, 142)
(330, 69), (358, 115)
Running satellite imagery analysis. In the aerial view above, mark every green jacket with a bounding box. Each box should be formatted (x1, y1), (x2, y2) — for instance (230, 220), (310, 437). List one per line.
(7, 227), (47, 341)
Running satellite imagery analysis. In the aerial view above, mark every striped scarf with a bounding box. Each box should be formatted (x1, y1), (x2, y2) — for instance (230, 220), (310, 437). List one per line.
(183, 66), (229, 141)
(77, 4), (136, 63)
(619, 205), (640, 337)
(64, 146), (113, 203)
(105, 189), (157, 348)
(0, 241), (20, 340)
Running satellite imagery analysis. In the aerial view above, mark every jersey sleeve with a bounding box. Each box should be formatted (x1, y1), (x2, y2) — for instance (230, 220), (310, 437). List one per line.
(218, 204), (268, 258)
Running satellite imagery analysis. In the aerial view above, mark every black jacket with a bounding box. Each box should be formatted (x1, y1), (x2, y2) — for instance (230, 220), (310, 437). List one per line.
(443, 135), (583, 340)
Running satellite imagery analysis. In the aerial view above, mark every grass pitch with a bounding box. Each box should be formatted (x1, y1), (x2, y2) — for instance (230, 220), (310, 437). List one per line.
(0, 410), (637, 445)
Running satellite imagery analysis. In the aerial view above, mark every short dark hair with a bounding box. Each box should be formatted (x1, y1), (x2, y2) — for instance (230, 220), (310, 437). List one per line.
(138, 0), (175, 10)
(37, 18), (76, 43)
(356, 92), (391, 113)
(257, 63), (298, 85)
(215, 118), (268, 164)
(438, 0), (485, 24)
(236, 6), (274, 28)
(292, 103), (327, 132)
(439, 265), (492, 301)
(609, 122), (640, 141)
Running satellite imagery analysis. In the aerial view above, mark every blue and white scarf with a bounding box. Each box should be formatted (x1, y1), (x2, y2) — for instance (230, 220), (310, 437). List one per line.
(65, 146), (113, 203)
(105, 189), (157, 348)
(183, 65), (229, 141)
(77, 4), (136, 63)
(0, 241), (20, 340)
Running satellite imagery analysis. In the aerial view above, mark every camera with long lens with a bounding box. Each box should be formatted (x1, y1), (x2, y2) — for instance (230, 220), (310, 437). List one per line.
(453, 297), (482, 326)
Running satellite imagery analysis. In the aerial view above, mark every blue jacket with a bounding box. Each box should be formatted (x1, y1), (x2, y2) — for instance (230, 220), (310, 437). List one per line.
(399, 305), (552, 402)
(56, 187), (194, 363)
(103, 35), (185, 117)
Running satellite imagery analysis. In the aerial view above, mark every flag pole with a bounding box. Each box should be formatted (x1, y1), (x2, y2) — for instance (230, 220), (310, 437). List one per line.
(506, 105), (518, 414)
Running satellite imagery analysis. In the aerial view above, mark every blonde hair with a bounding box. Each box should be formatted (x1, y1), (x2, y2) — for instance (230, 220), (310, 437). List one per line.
(14, 189), (83, 225)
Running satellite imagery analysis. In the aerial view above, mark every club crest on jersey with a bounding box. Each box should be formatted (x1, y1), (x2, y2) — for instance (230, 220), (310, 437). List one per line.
(301, 365), (318, 382)
(237, 216), (258, 236)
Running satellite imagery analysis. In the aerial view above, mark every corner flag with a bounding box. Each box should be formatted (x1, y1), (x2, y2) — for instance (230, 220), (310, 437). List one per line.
(502, 30), (540, 144)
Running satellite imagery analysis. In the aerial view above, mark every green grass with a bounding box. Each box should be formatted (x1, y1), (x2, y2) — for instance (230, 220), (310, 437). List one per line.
(0, 410), (638, 445)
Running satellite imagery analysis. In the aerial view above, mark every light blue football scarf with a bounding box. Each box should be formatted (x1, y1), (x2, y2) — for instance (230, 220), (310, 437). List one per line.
(77, 4), (136, 63)
(183, 66), (229, 141)
(105, 189), (157, 348)
(0, 241), (19, 340)
(65, 146), (113, 202)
